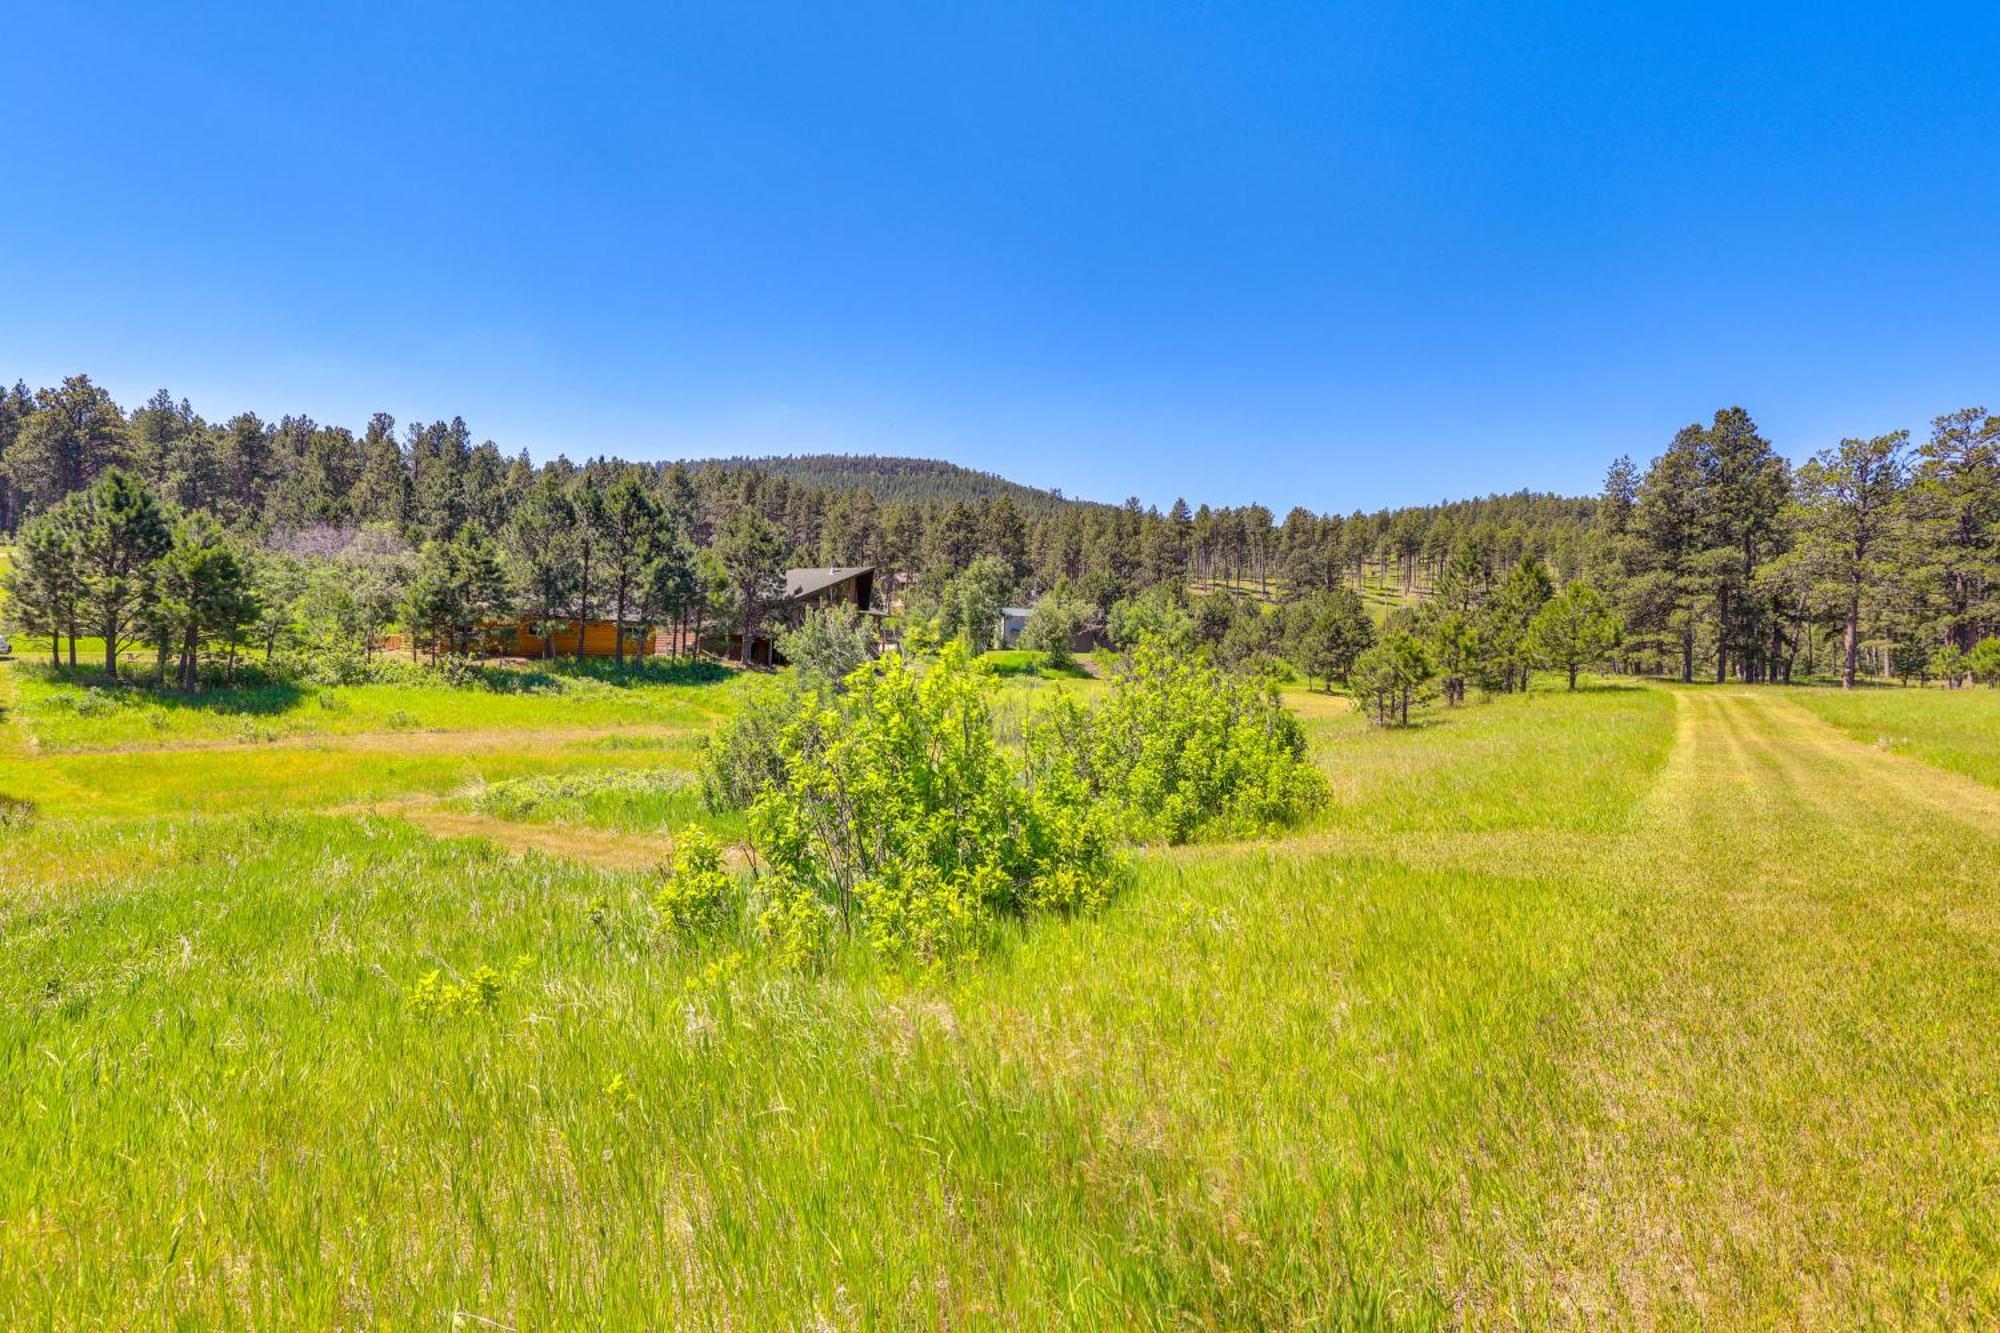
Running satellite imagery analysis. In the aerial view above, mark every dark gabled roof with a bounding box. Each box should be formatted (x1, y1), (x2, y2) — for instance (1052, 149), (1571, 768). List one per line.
(783, 566), (874, 601)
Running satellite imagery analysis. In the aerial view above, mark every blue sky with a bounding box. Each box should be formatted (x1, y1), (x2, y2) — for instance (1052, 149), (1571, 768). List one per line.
(3, 2), (1997, 510)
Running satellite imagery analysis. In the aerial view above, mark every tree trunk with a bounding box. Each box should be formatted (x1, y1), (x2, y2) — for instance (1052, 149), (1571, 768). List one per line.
(1568, 664), (1578, 691)
(614, 579), (628, 668)
(1840, 592), (1860, 690)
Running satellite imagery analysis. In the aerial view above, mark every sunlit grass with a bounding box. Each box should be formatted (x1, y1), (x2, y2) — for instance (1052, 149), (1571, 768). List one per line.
(10, 659), (743, 753)
(456, 765), (746, 840)
(2, 661), (1998, 1323)
(1785, 681), (2000, 787)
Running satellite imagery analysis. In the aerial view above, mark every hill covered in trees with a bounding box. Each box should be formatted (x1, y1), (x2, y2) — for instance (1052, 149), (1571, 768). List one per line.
(684, 453), (1089, 512)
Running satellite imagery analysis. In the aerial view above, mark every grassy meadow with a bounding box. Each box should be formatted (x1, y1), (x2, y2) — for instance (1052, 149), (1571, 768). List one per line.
(1786, 681), (2000, 789)
(2, 649), (1999, 1325)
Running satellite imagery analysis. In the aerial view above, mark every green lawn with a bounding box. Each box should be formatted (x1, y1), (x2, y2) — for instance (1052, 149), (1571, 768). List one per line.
(2, 663), (1998, 1324)
(9, 659), (742, 754)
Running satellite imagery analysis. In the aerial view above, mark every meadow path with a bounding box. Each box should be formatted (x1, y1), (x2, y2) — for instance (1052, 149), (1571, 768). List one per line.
(1529, 686), (2000, 1324)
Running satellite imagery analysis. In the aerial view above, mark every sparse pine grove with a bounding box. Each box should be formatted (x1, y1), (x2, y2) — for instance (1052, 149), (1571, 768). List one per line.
(1, 379), (1999, 1325)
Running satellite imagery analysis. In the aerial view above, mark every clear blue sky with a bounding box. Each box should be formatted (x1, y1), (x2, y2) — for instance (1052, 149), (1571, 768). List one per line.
(3, 3), (1997, 511)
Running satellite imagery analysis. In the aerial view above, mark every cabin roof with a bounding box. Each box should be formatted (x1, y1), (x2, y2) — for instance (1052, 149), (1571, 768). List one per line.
(783, 566), (874, 600)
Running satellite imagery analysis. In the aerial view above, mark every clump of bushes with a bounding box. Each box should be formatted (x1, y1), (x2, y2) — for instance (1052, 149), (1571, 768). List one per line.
(697, 674), (801, 813)
(1024, 640), (1328, 843)
(655, 829), (740, 939)
(746, 643), (1123, 970)
(689, 635), (1328, 970)
(774, 604), (876, 687)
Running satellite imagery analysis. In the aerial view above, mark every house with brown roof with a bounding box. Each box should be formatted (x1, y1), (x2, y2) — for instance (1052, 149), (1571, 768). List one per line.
(710, 565), (879, 665)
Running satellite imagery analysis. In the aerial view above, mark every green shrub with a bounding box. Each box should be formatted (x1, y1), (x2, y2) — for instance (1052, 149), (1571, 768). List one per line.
(1969, 636), (2000, 686)
(1021, 587), (1091, 670)
(699, 674), (811, 813)
(1024, 640), (1327, 843)
(655, 828), (740, 939)
(403, 955), (532, 1019)
(753, 871), (838, 969)
(775, 604), (875, 687)
(747, 643), (1122, 969)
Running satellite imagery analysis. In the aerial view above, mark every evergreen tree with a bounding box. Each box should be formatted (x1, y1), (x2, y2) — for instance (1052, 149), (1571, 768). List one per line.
(2, 499), (88, 665)
(711, 507), (788, 665)
(78, 470), (173, 677)
(1528, 581), (1621, 690)
(151, 513), (257, 690)
(596, 473), (664, 666)
(351, 414), (411, 528)
(503, 473), (578, 658)
(3, 375), (128, 515)
(1905, 406), (2000, 653)
(1789, 432), (1907, 688)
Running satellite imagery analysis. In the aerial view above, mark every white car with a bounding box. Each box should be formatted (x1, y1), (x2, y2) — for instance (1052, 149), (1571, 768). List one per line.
(0, 636), (11, 658)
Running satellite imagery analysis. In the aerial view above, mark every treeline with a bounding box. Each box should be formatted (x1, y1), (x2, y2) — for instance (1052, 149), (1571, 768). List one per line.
(1, 375), (1995, 691)
(1591, 406), (2000, 686)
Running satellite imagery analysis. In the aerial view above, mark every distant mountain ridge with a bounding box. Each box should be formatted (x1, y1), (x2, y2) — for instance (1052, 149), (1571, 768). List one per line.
(681, 453), (1097, 511)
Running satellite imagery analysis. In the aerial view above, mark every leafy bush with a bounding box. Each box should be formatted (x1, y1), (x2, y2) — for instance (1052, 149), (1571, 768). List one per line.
(746, 643), (1122, 969)
(1021, 587), (1092, 669)
(699, 674), (809, 813)
(403, 955), (533, 1019)
(1106, 584), (1193, 652)
(753, 872), (837, 969)
(655, 828), (740, 939)
(1024, 640), (1327, 843)
(1969, 636), (2000, 686)
(775, 604), (875, 687)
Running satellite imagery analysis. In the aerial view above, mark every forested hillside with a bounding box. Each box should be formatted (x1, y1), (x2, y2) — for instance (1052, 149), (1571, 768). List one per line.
(686, 453), (1086, 511)
(1, 374), (1995, 690)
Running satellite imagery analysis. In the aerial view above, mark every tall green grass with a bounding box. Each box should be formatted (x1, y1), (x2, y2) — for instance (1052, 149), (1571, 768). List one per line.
(3, 668), (1999, 1323)
(1785, 681), (2000, 787)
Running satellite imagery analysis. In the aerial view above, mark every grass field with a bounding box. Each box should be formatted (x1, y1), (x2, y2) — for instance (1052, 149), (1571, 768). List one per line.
(1786, 682), (2000, 789)
(2, 657), (1998, 1325)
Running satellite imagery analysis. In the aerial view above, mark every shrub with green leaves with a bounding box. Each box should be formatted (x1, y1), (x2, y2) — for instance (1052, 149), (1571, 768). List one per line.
(774, 604), (875, 687)
(747, 643), (1122, 969)
(402, 955), (532, 1019)
(1969, 636), (2000, 686)
(655, 828), (740, 939)
(698, 674), (807, 812)
(1024, 640), (1327, 843)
